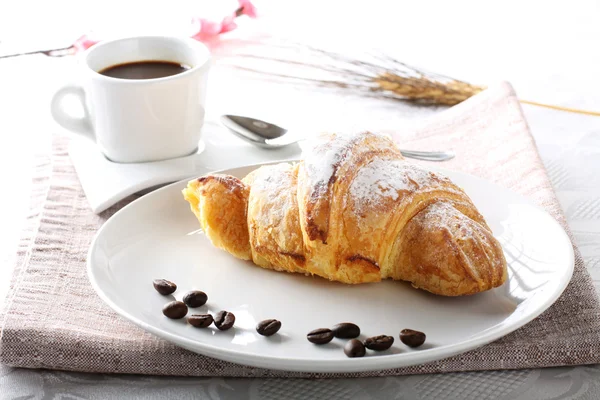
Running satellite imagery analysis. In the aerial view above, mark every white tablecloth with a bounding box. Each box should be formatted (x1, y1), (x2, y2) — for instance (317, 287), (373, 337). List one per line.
(1, 1), (600, 398)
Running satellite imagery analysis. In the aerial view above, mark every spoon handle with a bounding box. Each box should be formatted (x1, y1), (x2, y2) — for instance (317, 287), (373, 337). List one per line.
(221, 114), (455, 161)
(399, 149), (455, 162)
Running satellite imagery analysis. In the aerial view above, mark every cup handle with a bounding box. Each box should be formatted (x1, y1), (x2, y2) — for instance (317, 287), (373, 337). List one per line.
(50, 84), (94, 141)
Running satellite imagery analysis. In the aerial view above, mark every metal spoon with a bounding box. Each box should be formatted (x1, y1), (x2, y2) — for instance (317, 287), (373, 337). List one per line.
(220, 115), (455, 162)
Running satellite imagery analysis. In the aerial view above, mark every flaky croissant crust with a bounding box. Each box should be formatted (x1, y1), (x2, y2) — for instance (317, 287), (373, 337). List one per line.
(183, 132), (507, 296)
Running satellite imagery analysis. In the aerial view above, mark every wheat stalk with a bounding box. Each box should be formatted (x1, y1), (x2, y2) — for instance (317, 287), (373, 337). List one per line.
(230, 41), (600, 116)
(371, 73), (484, 105)
(232, 44), (488, 106)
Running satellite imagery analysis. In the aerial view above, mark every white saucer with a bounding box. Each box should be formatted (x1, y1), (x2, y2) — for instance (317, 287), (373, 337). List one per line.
(69, 123), (302, 213)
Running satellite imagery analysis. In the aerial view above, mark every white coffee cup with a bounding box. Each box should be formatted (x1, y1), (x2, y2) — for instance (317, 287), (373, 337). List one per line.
(51, 36), (210, 163)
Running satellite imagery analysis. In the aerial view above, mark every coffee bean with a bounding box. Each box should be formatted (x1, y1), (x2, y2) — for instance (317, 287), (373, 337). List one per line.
(162, 301), (187, 319)
(183, 290), (208, 308)
(153, 279), (177, 295)
(307, 328), (334, 344)
(344, 339), (366, 358)
(400, 329), (426, 347)
(256, 319), (282, 336)
(214, 311), (235, 330)
(188, 314), (213, 328)
(364, 335), (394, 351)
(332, 322), (360, 339)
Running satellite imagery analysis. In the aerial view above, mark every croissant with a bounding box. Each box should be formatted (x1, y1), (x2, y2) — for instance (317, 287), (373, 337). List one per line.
(182, 132), (507, 296)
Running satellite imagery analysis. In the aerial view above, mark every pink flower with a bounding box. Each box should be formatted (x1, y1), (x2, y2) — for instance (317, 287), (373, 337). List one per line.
(68, 1), (257, 54)
(72, 34), (99, 53)
(191, 0), (257, 41)
(237, 0), (258, 18)
(191, 17), (231, 41)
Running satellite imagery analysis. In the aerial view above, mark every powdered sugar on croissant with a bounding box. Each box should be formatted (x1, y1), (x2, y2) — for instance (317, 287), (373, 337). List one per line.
(183, 131), (507, 296)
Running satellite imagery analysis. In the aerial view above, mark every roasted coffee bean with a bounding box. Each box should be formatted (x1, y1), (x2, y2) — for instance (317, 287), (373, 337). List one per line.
(400, 329), (426, 347)
(364, 335), (394, 351)
(214, 311), (235, 330)
(344, 339), (366, 358)
(188, 314), (213, 328)
(162, 301), (187, 319)
(307, 328), (334, 344)
(332, 322), (360, 339)
(153, 279), (177, 295)
(256, 319), (282, 336)
(183, 290), (208, 308)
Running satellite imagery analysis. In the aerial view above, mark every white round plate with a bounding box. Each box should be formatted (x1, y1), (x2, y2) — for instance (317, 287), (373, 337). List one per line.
(88, 161), (574, 373)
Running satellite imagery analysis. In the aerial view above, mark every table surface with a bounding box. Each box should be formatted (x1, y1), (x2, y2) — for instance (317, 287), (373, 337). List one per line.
(1, 1), (600, 399)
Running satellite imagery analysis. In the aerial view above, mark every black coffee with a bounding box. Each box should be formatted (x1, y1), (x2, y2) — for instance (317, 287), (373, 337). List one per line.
(99, 61), (190, 80)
